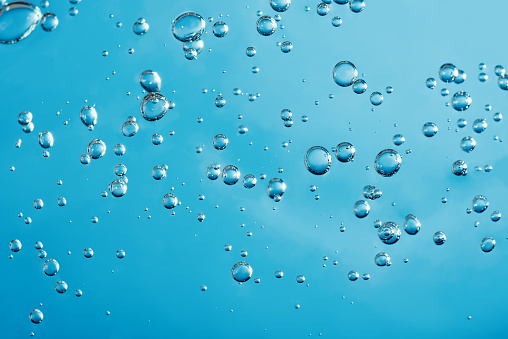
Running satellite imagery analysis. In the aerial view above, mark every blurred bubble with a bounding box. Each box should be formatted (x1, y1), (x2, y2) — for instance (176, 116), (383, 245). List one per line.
(494, 65), (505, 76)
(246, 46), (256, 57)
(333, 61), (357, 87)
(349, 0), (365, 13)
(472, 119), (487, 133)
(183, 39), (204, 54)
(348, 271), (359, 281)
(478, 73), (488, 82)
(151, 133), (163, 145)
(33, 198), (43, 209)
(267, 178), (286, 201)
(296, 275), (305, 283)
(498, 75), (508, 90)
(281, 41), (292, 53)
(18, 111), (32, 125)
(454, 70), (467, 84)
(275, 270), (284, 278)
(433, 231), (446, 245)
(206, 163), (220, 180)
(172, 12), (205, 42)
(84, 248), (93, 258)
(457, 118), (467, 128)
(426, 78), (437, 89)
(317, 3), (329, 15)
(332, 16), (342, 27)
(352, 79), (367, 94)
(363, 185), (382, 200)
(215, 96), (226, 108)
(393, 134), (405, 146)
(116, 249), (125, 259)
(305, 146), (332, 175)
(370, 92), (383, 106)
(55, 281), (68, 293)
(374, 149), (401, 177)
(80, 106), (97, 128)
(270, 0), (291, 12)
(422, 122), (438, 137)
(213, 134), (229, 150)
(243, 174), (257, 188)
(75, 289), (83, 297)
(38, 131), (54, 148)
(57, 197), (66, 206)
(232, 262), (253, 282)
(30, 309), (43, 324)
(122, 121), (139, 137)
(109, 179), (127, 197)
(9, 239), (21, 252)
(152, 166), (166, 180)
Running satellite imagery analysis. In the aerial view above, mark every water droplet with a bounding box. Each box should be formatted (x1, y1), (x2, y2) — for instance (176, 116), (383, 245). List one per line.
(0, 1), (42, 44)
(87, 139), (106, 159)
(363, 185), (382, 200)
(83, 248), (93, 258)
(270, 0), (291, 12)
(256, 16), (276, 36)
(55, 281), (68, 293)
(140, 92), (169, 121)
(109, 179), (127, 197)
(133, 17), (149, 35)
(275, 270), (284, 278)
(439, 63), (458, 83)
(57, 197), (66, 207)
(80, 106), (97, 128)
(246, 46), (256, 57)
(378, 222), (401, 244)
(213, 134), (228, 150)
(232, 261), (253, 282)
(472, 195), (488, 213)
(41, 12), (58, 31)
(422, 122), (438, 137)
(38, 131), (54, 148)
(172, 12), (205, 42)
(281, 41), (292, 53)
(267, 178), (286, 201)
(206, 163), (220, 180)
(116, 249), (125, 259)
(426, 78), (437, 89)
(452, 91), (472, 111)
(491, 211), (501, 222)
(374, 149), (401, 177)
(163, 193), (178, 209)
(212, 21), (228, 37)
(352, 79), (367, 94)
(374, 252), (390, 266)
(404, 214), (421, 235)
(18, 111), (32, 125)
(43, 258), (59, 276)
(316, 3), (329, 15)
(433, 231), (446, 245)
(215, 96), (226, 108)
(222, 165), (240, 185)
(332, 16), (342, 27)
(370, 92), (383, 106)
(348, 271), (359, 281)
(454, 69), (467, 84)
(122, 120), (139, 137)
(75, 289), (82, 297)
(480, 237), (495, 252)
(30, 309), (43, 324)
(353, 200), (370, 218)
(69, 7), (78, 16)
(460, 136), (476, 153)
(139, 70), (161, 93)
(349, 0), (365, 12)
(333, 61), (357, 87)
(296, 275), (305, 283)
(182, 39), (204, 55)
(472, 119), (487, 133)
(243, 174), (257, 188)
(114, 144), (126, 156)
(478, 73), (488, 82)
(305, 146), (332, 175)
(393, 134), (405, 146)
(498, 74), (508, 90)
(9, 239), (21, 252)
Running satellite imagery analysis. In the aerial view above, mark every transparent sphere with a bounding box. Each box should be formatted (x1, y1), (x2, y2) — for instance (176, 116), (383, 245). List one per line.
(335, 142), (355, 162)
(404, 214), (421, 235)
(163, 193), (178, 209)
(38, 131), (54, 148)
(42, 259), (60, 276)
(374, 252), (390, 266)
(348, 271), (359, 281)
(353, 200), (370, 218)
(30, 309), (43, 324)
(232, 262), (253, 282)
(133, 17), (149, 35)
(243, 174), (257, 188)
(352, 79), (367, 94)
(41, 12), (58, 31)
(480, 237), (495, 253)
(9, 239), (21, 252)
(87, 139), (106, 159)
(172, 12), (205, 42)
(270, 0), (291, 12)
(141, 92), (169, 121)
(213, 134), (229, 150)
(256, 16), (276, 36)
(139, 70), (161, 92)
(212, 21), (228, 37)
(305, 146), (332, 175)
(374, 149), (401, 177)
(222, 165), (240, 185)
(206, 163), (221, 180)
(378, 222), (401, 244)
(55, 281), (68, 293)
(439, 63), (458, 83)
(333, 61), (357, 87)
(422, 122), (438, 137)
(472, 195), (488, 213)
(109, 179), (127, 197)
(452, 91), (472, 111)
(433, 231), (446, 245)
(460, 136), (476, 153)
(267, 178), (286, 200)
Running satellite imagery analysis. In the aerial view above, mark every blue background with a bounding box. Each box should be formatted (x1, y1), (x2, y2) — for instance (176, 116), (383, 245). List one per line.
(2, 0), (508, 337)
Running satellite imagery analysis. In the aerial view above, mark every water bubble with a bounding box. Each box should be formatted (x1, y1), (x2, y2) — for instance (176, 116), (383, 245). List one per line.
(80, 106), (97, 128)
(109, 179), (127, 197)
(38, 250), (46, 258)
(87, 139), (106, 159)
(122, 120), (139, 137)
(441, 88), (449, 97)
(84, 248), (93, 258)
(439, 63), (458, 83)
(478, 73), (488, 82)
(480, 237), (495, 252)
(374, 149), (401, 177)
(454, 70), (467, 84)
(200, 285), (207, 291)
(206, 163), (220, 180)
(494, 65), (505, 76)
(163, 193), (178, 209)
(38, 131), (54, 148)
(212, 21), (228, 37)
(182, 39), (204, 54)
(55, 281), (68, 293)
(151, 133), (163, 145)
(296, 275), (306, 283)
(0, 1), (42, 44)
(472, 119), (487, 133)
(232, 262), (253, 282)
(275, 270), (284, 278)
(374, 252), (390, 266)
(353, 200), (370, 218)
(197, 213), (205, 222)
(184, 48), (197, 60)
(348, 271), (359, 281)
(213, 134), (229, 150)
(316, 3), (329, 15)
(363, 185), (382, 200)
(33, 198), (43, 209)
(224, 244), (232, 251)
(41, 12), (58, 31)
(57, 197), (66, 207)
(333, 61), (358, 87)
(69, 7), (78, 16)
(349, 0), (365, 13)
(335, 142), (355, 162)
(246, 46), (256, 57)
(172, 12), (205, 42)
(243, 174), (257, 188)
(498, 74), (508, 90)
(452, 91), (472, 111)
(433, 231), (446, 245)
(404, 214), (421, 235)
(139, 70), (161, 93)
(75, 289), (82, 297)
(378, 222), (401, 244)
(370, 92), (383, 106)
(491, 211), (501, 222)
(280, 109), (292, 121)
(256, 16), (276, 36)
(116, 249), (125, 259)
(18, 111), (32, 125)
(113, 163), (127, 177)
(43, 258), (59, 276)
(393, 134), (405, 146)
(472, 195), (488, 213)
(215, 96), (226, 108)
(9, 239), (21, 252)
(270, 0), (291, 12)
(30, 309), (43, 324)
(305, 146), (332, 175)
(281, 41), (292, 53)
(113, 144), (125, 156)
(460, 136), (476, 153)
(422, 122), (438, 137)
(426, 78), (437, 89)
(352, 79), (367, 94)
(132, 17), (149, 35)
(240, 250), (248, 257)
(141, 92), (169, 121)
(267, 178), (286, 201)
(221, 165), (240, 185)
(35, 241), (43, 250)
(332, 16), (342, 27)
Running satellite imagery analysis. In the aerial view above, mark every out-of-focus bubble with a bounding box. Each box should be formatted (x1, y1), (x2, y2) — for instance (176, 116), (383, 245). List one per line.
(457, 118), (467, 128)
(494, 65), (505, 76)
(75, 289), (82, 297)
(41, 12), (58, 31)
(422, 122), (438, 137)
(378, 222), (401, 244)
(353, 200), (370, 218)
(478, 73), (488, 82)
(213, 134), (229, 150)
(80, 154), (91, 164)
(370, 92), (383, 105)
(163, 193), (178, 209)
(393, 134), (405, 146)
(114, 144), (126, 156)
(246, 46), (256, 57)
(222, 165), (240, 185)
(281, 109), (292, 121)
(184, 48), (197, 60)
(270, 0), (291, 12)
(316, 3), (329, 15)
(139, 70), (161, 93)
(349, 0), (365, 13)
(332, 16), (342, 27)
(275, 270), (284, 278)
(439, 63), (458, 83)
(172, 12), (205, 42)
(334, 0), (349, 4)
(215, 96), (226, 108)
(151, 133), (163, 145)
(281, 41), (292, 53)
(305, 146), (332, 175)
(30, 309), (43, 324)
(481, 237), (495, 252)
(452, 91), (472, 111)
(55, 281), (68, 293)
(256, 16), (276, 36)
(33, 198), (43, 209)
(69, 7), (78, 16)
(182, 39), (204, 54)
(493, 112), (502, 122)
(206, 163), (220, 180)
(454, 70), (467, 84)
(0, 1), (42, 44)
(433, 231), (446, 245)
(426, 78), (437, 89)
(404, 214), (420, 235)
(212, 21), (228, 37)
(243, 174), (257, 188)
(141, 92), (169, 121)
(335, 142), (355, 162)
(472, 195), (488, 213)
(232, 262), (253, 282)
(122, 120), (139, 137)
(472, 119), (487, 133)
(133, 17), (149, 35)
(18, 111), (33, 125)
(114, 163), (127, 176)
(441, 88), (449, 97)
(38, 131), (54, 148)
(267, 178), (286, 201)
(348, 271), (359, 281)
(87, 139), (106, 159)
(363, 185), (382, 200)
(333, 61), (357, 87)
(43, 258), (59, 276)
(374, 252), (390, 266)
(491, 211), (501, 222)
(460, 136), (476, 153)
(84, 248), (93, 258)
(116, 249), (125, 259)
(498, 74), (508, 90)
(109, 179), (127, 197)
(352, 79), (367, 94)
(374, 149), (401, 177)
(10, 239), (21, 252)
(57, 197), (66, 206)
